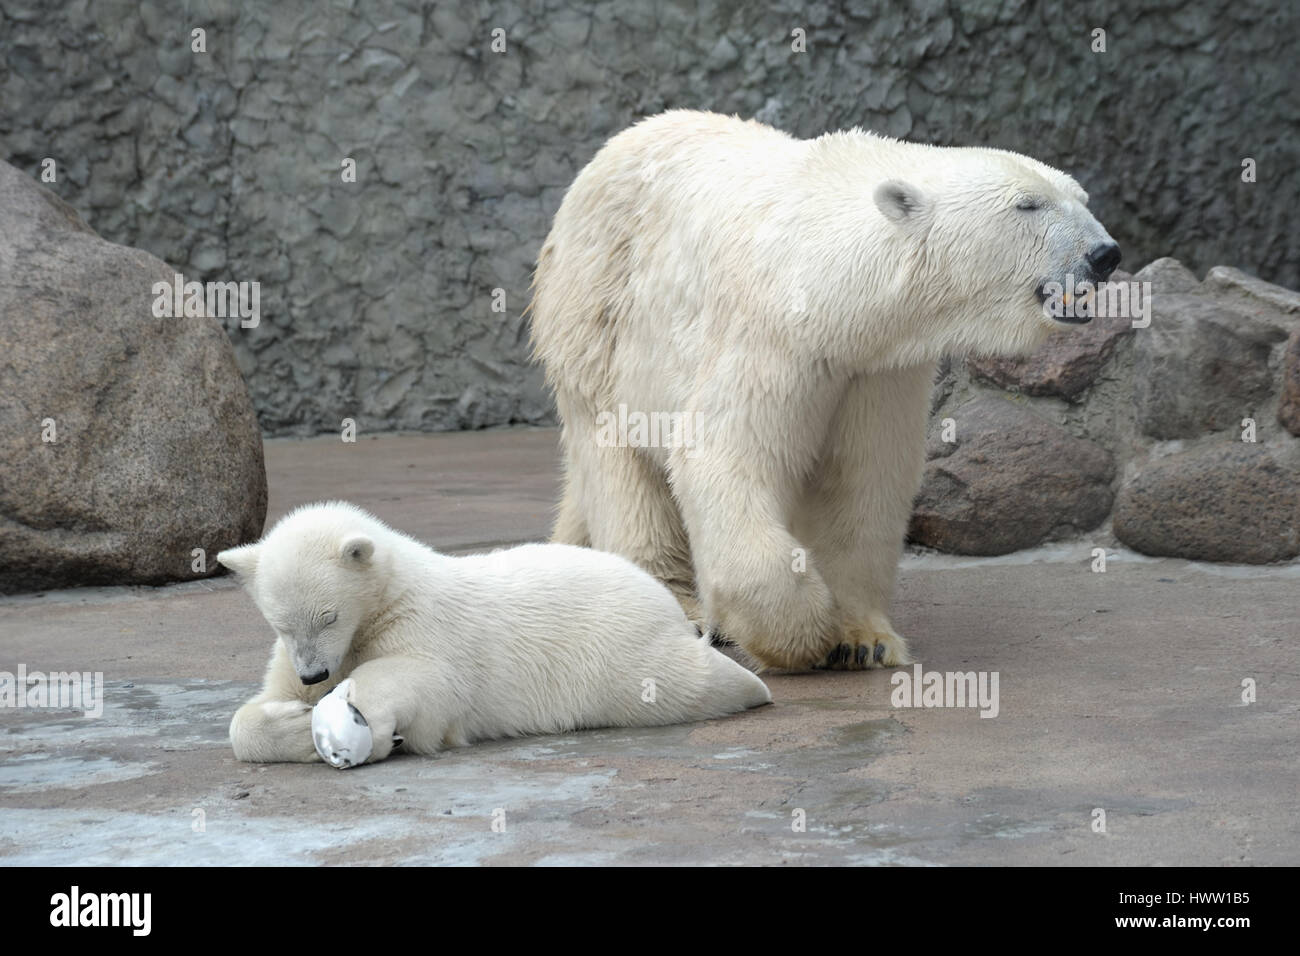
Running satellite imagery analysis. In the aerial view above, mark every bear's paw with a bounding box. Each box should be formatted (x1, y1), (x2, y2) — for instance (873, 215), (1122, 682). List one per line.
(816, 617), (912, 671)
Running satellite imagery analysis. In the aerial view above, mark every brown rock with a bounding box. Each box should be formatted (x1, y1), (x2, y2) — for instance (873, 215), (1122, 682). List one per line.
(1203, 265), (1300, 321)
(1279, 330), (1300, 438)
(967, 307), (1135, 401)
(0, 161), (267, 593)
(909, 398), (1116, 555)
(1113, 443), (1300, 563)
(1133, 293), (1285, 439)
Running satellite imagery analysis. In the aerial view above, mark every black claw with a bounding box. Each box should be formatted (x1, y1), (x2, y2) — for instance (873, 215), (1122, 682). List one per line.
(873, 643), (886, 664)
(819, 644), (850, 668)
(855, 645), (869, 665)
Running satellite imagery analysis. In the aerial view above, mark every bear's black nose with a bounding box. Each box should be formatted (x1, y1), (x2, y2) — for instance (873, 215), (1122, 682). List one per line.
(301, 669), (330, 685)
(1087, 241), (1122, 280)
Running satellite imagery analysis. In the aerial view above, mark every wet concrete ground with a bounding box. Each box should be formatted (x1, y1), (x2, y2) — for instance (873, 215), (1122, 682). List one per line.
(1, 428), (1297, 865)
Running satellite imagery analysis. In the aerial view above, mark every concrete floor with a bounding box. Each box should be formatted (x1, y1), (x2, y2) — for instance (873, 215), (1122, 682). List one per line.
(1, 427), (1297, 865)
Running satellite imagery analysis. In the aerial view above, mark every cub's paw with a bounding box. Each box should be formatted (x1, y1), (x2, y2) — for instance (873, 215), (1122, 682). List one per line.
(816, 617), (912, 671)
(311, 679), (373, 769)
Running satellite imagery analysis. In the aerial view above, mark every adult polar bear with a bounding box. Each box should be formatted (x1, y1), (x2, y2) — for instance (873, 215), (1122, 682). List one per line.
(530, 110), (1120, 672)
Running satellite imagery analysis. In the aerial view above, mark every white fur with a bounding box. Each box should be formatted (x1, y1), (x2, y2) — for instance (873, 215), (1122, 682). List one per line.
(218, 502), (771, 765)
(529, 110), (1117, 671)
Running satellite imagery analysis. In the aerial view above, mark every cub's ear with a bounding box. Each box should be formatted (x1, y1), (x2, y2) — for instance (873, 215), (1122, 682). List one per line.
(217, 542), (261, 578)
(874, 179), (929, 228)
(340, 534), (374, 566)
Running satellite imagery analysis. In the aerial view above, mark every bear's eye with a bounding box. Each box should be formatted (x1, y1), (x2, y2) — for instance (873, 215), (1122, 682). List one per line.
(321, 610), (338, 626)
(1016, 198), (1043, 211)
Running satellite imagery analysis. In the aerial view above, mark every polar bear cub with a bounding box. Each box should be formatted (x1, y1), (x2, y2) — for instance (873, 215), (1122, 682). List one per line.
(218, 502), (770, 768)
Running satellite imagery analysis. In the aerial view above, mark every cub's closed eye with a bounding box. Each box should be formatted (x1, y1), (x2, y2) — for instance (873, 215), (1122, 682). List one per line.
(321, 610), (338, 626)
(1016, 198), (1043, 211)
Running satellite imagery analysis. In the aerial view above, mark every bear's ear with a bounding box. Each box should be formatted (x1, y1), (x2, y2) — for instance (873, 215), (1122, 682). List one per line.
(340, 534), (374, 567)
(874, 180), (929, 228)
(217, 542), (261, 579)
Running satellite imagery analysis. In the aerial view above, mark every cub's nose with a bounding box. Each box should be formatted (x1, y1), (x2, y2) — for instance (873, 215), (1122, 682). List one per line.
(300, 669), (330, 686)
(1087, 241), (1122, 280)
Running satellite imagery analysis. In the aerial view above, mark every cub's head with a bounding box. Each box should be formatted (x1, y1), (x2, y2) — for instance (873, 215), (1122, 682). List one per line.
(218, 503), (391, 687)
(873, 145), (1120, 355)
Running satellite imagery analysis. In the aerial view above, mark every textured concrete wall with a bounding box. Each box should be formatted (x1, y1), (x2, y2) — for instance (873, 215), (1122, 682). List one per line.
(2, 0), (1296, 434)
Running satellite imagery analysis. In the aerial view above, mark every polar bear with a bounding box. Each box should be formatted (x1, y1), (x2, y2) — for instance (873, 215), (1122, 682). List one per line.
(218, 502), (770, 767)
(529, 110), (1120, 672)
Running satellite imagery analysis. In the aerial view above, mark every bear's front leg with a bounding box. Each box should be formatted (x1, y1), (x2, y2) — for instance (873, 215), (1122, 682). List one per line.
(230, 698), (319, 763)
(310, 656), (452, 769)
(673, 453), (840, 671)
(797, 365), (934, 669)
(230, 641), (322, 762)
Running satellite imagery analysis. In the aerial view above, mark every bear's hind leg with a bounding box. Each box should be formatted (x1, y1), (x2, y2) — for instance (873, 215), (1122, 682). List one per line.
(560, 398), (699, 620)
(551, 471), (591, 547)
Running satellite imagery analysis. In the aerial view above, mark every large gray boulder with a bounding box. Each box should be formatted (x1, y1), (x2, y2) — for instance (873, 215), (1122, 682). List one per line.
(1113, 443), (1300, 563)
(908, 397), (1116, 555)
(1132, 294), (1285, 439)
(0, 161), (266, 593)
(1133, 257), (1201, 295)
(1203, 265), (1300, 323)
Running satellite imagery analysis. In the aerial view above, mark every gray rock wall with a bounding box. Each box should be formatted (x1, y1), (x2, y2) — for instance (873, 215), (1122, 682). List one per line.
(2, 0), (1297, 435)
